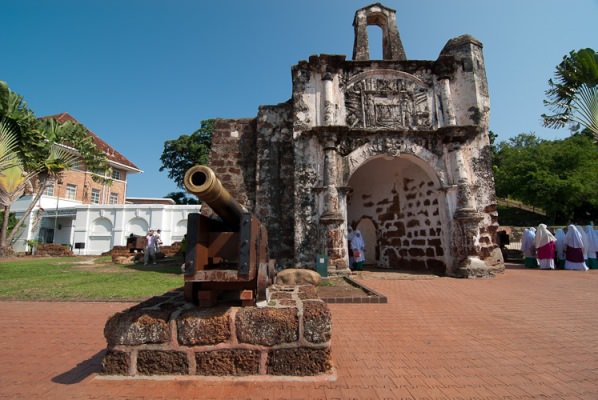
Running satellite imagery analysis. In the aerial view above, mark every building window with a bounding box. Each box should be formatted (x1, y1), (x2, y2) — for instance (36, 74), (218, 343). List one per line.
(44, 184), (54, 196)
(91, 189), (101, 204)
(65, 184), (77, 200)
(109, 192), (118, 204)
(111, 169), (121, 180)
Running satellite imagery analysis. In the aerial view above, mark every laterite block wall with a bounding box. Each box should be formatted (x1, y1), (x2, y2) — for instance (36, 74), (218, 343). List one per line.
(101, 285), (332, 377)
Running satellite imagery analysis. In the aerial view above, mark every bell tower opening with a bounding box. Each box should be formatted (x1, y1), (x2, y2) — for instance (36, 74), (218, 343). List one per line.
(352, 3), (406, 61)
(367, 25), (383, 60)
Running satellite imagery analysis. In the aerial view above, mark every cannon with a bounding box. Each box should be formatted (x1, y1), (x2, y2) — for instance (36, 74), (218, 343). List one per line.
(182, 165), (276, 307)
(126, 234), (145, 253)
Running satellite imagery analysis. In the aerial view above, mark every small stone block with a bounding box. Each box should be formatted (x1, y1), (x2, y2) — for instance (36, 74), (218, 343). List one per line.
(101, 350), (130, 375)
(137, 350), (189, 375)
(239, 290), (253, 300)
(195, 349), (260, 376)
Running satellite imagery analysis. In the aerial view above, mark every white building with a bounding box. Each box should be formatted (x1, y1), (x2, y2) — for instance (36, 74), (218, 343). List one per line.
(10, 113), (200, 255)
(12, 196), (199, 255)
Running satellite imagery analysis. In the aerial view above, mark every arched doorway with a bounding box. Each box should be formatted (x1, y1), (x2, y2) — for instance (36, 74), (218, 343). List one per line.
(127, 217), (148, 237)
(347, 154), (448, 273)
(88, 217), (113, 255)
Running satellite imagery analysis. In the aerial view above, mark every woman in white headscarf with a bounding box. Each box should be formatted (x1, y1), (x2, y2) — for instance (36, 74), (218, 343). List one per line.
(350, 229), (365, 271)
(564, 225), (588, 271)
(535, 224), (556, 269)
(583, 225), (598, 269)
(520, 227), (537, 268)
(555, 228), (566, 269)
(576, 225), (590, 262)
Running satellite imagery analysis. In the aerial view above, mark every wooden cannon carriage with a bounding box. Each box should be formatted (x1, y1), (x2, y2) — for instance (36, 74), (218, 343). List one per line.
(182, 165), (276, 307)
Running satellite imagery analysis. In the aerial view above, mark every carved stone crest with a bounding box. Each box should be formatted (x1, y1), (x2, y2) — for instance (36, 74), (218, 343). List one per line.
(345, 70), (432, 130)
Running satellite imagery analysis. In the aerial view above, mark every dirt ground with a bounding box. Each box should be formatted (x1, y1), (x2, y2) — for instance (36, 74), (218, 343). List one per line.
(316, 268), (440, 298)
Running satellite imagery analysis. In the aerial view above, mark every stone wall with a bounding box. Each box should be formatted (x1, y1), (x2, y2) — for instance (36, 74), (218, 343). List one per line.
(101, 285), (332, 377)
(207, 119), (257, 210)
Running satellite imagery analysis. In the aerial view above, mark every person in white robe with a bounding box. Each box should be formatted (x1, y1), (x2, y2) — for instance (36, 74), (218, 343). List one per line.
(583, 225), (598, 269)
(564, 225), (588, 271)
(350, 229), (366, 271)
(347, 226), (355, 267)
(555, 228), (566, 269)
(535, 224), (556, 269)
(520, 227), (537, 268)
(576, 225), (590, 262)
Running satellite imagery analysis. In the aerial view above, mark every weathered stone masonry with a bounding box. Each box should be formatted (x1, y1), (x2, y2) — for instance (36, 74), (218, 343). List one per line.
(102, 286), (332, 376)
(205, 3), (504, 278)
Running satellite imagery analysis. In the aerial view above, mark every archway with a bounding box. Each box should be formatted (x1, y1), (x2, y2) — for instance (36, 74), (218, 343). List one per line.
(89, 217), (113, 255)
(347, 154), (448, 273)
(127, 217), (148, 237)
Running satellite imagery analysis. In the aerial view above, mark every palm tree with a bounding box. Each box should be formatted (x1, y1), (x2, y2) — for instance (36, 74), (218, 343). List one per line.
(542, 48), (598, 140)
(570, 84), (598, 139)
(0, 120), (20, 172)
(0, 81), (110, 255)
(0, 119), (80, 254)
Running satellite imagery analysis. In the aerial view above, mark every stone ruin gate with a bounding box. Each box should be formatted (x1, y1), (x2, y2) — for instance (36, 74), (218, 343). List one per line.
(203, 3), (504, 278)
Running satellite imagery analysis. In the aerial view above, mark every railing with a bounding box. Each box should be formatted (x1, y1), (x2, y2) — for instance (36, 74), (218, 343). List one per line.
(497, 198), (546, 216)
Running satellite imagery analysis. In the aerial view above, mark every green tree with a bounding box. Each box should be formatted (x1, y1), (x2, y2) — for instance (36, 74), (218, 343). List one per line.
(159, 119), (215, 189)
(542, 48), (598, 140)
(493, 131), (598, 224)
(0, 81), (110, 255)
(164, 191), (199, 205)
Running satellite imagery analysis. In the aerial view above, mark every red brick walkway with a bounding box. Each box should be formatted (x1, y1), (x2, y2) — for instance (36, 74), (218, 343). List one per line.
(1, 265), (597, 399)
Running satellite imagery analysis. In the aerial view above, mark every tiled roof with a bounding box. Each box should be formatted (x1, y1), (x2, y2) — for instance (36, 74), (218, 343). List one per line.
(42, 112), (141, 173)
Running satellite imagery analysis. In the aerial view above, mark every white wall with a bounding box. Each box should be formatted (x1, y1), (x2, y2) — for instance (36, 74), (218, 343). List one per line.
(72, 204), (200, 255)
(11, 196), (200, 255)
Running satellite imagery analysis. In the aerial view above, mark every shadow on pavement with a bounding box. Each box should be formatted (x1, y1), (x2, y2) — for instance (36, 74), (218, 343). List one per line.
(52, 350), (106, 385)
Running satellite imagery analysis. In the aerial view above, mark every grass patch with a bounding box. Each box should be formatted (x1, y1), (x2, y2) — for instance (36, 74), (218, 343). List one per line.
(318, 278), (339, 287)
(0, 256), (183, 301)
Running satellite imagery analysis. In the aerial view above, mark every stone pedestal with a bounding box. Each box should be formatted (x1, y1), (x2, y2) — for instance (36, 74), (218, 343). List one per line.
(101, 286), (333, 377)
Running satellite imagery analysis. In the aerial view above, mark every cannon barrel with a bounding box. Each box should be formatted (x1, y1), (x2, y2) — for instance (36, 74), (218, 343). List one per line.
(183, 165), (246, 228)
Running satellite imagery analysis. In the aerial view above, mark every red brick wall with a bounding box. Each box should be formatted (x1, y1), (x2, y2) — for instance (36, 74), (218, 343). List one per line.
(44, 168), (127, 205)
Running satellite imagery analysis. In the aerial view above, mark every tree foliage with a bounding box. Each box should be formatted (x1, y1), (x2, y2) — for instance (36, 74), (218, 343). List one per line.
(164, 191), (199, 205)
(542, 48), (598, 139)
(493, 131), (598, 224)
(0, 81), (109, 254)
(159, 119), (214, 189)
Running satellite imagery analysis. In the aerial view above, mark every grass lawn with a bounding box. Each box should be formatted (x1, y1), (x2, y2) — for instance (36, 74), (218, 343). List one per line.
(0, 255), (184, 301)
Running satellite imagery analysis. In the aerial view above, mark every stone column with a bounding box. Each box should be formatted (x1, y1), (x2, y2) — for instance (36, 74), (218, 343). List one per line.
(451, 145), (485, 277)
(319, 135), (348, 274)
(452, 146), (475, 210)
(438, 78), (456, 126)
(322, 72), (335, 126)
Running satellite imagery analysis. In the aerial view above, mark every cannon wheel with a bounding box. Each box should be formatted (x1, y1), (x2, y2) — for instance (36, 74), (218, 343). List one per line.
(256, 262), (269, 301)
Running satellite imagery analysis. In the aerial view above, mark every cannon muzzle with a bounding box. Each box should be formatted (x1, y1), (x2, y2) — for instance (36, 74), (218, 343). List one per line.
(183, 165), (246, 228)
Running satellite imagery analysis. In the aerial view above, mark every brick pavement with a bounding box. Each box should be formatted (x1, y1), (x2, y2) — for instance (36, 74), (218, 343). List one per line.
(0, 265), (597, 399)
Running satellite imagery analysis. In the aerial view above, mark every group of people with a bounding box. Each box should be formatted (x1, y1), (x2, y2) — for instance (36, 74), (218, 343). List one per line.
(348, 227), (366, 271)
(143, 229), (163, 266)
(520, 224), (598, 271)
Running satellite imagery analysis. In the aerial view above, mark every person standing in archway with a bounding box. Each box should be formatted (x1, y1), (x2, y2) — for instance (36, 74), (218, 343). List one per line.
(347, 226), (355, 267)
(351, 229), (366, 271)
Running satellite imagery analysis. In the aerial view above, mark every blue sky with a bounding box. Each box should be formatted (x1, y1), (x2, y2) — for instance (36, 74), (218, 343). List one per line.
(2, 0), (597, 198)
